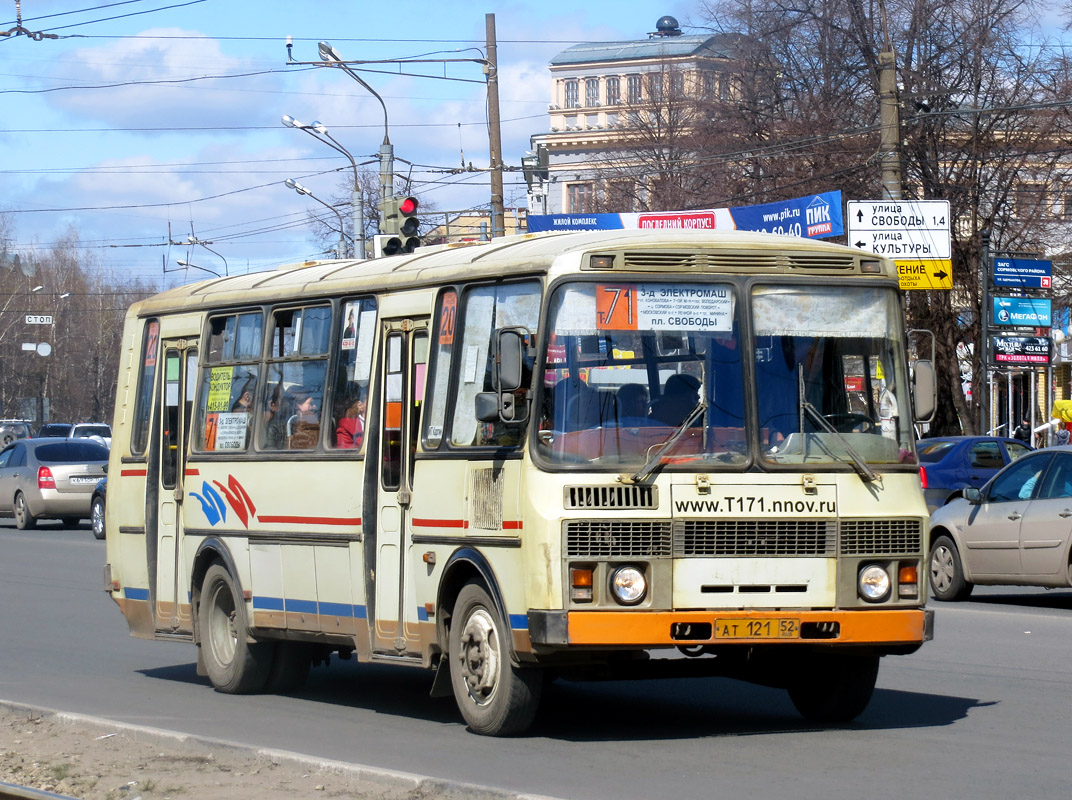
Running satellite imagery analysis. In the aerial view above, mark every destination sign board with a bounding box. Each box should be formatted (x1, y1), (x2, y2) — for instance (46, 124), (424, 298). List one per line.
(895, 259), (953, 290)
(992, 336), (1051, 365)
(993, 258), (1052, 288)
(992, 296), (1052, 327)
(847, 200), (951, 260)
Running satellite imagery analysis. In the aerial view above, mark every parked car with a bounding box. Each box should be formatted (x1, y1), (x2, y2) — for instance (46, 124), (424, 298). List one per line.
(0, 438), (110, 529)
(928, 446), (1072, 601)
(91, 473), (107, 540)
(918, 435), (1031, 513)
(0, 420), (33, 446)
(35, 422), (112, 448)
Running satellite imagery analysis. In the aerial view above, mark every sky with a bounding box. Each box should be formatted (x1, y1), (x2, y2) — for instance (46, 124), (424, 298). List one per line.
(0, 0), (694, 286)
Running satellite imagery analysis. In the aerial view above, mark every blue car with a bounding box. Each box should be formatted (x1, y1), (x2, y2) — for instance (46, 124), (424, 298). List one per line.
(919, 435), (1032, 513)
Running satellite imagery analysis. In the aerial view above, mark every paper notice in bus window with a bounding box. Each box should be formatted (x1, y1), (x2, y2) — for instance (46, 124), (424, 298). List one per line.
(214, 412), (248, 450)
(439, 292), (458, 346)
(206, 367), (233, 412)
(605, 284), (735, 332)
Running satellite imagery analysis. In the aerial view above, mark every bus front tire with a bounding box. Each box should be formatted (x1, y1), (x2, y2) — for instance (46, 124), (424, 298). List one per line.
(448, 581), (542, 736)
(199, 564), (272, 694)
(787, 653), (879, 723)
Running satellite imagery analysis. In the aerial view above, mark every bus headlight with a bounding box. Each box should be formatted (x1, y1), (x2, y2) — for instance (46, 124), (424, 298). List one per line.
(858, 564), (891, 602)
(610, 565), (647, 605)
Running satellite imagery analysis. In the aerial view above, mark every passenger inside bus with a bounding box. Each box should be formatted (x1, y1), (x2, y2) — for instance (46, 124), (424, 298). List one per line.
(615, 383), (649, 426)
(335, 390), (365, 449)
(649, 373), (700, 426)
(286, 388), (321, 449)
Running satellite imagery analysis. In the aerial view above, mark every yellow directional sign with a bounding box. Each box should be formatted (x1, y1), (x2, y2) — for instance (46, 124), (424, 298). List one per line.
(896, 259), (953, 290)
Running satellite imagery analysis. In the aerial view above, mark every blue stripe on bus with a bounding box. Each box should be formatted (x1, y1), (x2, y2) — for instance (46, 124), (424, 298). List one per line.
(252, 596), (367, 619)
(509, 614), (528, 630)
(124, 587), (150, 601)
(417, 606), (429, 621)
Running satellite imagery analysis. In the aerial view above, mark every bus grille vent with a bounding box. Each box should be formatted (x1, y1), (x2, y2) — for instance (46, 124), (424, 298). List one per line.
(564, 484), (657, 509)
(470, 468), (503, 530)
(674, 519), (836, 556)
(788, 254), (856, 271)
(621, 252), (702, 270)
(839, 519), (922, 555)
(565, 520), (672, 557)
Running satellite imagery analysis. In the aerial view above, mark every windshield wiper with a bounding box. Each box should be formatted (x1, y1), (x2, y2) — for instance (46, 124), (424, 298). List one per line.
(628, 375), (707, 484)
(797, 367), (878, 483)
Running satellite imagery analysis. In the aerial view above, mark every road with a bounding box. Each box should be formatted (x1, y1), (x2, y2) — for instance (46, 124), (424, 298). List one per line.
(1, 520), (1070, 799)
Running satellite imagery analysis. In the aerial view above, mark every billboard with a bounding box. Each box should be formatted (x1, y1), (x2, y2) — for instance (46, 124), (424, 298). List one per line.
(527, 191), (844, 240)
(993, 258), (1052, 288)
(992, 296), (1052, 327)
(991, 336), (1051, 365)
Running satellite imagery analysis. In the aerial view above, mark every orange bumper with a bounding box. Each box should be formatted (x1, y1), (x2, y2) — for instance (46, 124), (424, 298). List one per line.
(567, 608), (928, 646)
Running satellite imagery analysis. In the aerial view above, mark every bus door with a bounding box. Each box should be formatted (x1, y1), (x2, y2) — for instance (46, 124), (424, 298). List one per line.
(373, 320), (429, 653)
(152, 340), (198, 633)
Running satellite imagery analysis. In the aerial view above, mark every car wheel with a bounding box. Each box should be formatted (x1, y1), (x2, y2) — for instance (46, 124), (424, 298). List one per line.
(198, 563), (273, 694)
(929, 534), (974, 601)
(91, 496), (106, 540)
(13, 492), (37, 530)
(448, 580), (543, 736)
(787, 653), (880, 723)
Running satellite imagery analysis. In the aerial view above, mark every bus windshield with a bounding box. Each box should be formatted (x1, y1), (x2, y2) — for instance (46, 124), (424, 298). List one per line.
(536, 281), (916, 470)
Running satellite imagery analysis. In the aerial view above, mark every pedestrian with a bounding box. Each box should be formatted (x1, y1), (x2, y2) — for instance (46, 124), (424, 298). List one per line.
(1013, 418), (1032, 443)
(1056, 422), (1070, 447)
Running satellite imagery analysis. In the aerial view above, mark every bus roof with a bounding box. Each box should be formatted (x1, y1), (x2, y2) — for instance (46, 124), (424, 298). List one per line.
(131, 229), (891, 317)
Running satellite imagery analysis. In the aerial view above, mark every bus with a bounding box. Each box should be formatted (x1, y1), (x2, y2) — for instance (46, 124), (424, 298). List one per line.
(103, 229), (936, 736)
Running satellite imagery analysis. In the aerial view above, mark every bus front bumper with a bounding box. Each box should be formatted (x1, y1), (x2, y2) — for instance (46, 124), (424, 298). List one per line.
(528, 607), (934, 648)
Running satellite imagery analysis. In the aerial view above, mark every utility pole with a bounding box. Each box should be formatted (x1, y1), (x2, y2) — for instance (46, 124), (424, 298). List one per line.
(980, 230), (991, 434)
(486, 13), (505, 238)
(878, 49), (902, 200)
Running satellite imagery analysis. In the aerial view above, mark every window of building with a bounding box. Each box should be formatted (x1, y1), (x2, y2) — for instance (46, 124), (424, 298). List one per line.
(564, 79), (579, 108)
(670, 71), (684, 97)
(606, 112), (619, 127)
(647, 73), (663, 103)
(627, 74), (643, 104)
(585, 78), (600, 107)
(606, 77), (620, 105)
(586, 114), (599, 128)
(568, 183), (595, 213)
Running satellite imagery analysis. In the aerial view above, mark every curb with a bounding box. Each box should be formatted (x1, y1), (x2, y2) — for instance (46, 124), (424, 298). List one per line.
(0, 699), (563, 800)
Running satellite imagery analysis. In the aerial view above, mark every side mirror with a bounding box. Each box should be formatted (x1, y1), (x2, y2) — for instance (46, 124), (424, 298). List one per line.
(912, 360), (936, 423)
(475, 392), (500, 422)
(498, 328), (526, 392)
(964, 487), (982, 504)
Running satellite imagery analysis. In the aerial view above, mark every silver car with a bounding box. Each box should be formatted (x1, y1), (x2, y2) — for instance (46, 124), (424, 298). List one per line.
(0, 438), (110, 529)
(928, 446), (1072, 600)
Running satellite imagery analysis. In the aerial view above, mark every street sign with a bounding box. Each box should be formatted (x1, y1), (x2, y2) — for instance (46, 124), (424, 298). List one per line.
(25, 314), (53, 325)
(993, 257), (1052, 288)
(895, 259), (954, 290)
(992, 296), (1051, 327)
(847, 200), (951, 260)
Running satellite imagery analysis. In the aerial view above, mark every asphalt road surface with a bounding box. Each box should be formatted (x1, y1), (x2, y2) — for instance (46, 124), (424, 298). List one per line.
(2, 520), (1070, 799)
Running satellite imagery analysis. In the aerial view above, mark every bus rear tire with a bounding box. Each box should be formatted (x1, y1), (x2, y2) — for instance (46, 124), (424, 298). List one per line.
(199, 564), (272, 694)
(448, 581), (542, 736)
(787, 653), (879, 723)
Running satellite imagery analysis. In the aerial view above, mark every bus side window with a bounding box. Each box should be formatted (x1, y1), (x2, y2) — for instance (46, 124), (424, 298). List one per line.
(328, 297), (377, 451)
(423, 289), (458, 450)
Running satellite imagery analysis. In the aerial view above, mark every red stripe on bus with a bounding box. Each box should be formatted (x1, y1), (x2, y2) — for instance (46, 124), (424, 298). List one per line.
(412, 518), (468, 528)
(502, 521), (524, 529)
(185, 468), (199, 476)
(257, 515), (361, 526)
(120, 469), (147, 477)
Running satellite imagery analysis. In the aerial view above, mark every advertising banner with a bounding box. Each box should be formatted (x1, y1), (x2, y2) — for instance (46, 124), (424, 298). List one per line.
(527, 191), (843, 240)
(993, 258), (1052, 288)
(992, 296), (1052, 327)
(991, 336), (1051, 365)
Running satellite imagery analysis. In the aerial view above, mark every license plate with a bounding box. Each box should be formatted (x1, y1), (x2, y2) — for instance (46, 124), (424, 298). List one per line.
(69, 476), (100, 485)
(714, 618), (800, 639)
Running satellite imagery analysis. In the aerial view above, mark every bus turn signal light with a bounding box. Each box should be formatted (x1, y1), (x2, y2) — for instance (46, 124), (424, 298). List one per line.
(570, 567), (593, 602)
(899, 563), (919, 598)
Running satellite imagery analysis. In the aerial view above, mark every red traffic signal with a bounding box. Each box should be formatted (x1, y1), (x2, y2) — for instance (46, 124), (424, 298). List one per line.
(398, 196), (420, 249)
(398, 196), (419, 216)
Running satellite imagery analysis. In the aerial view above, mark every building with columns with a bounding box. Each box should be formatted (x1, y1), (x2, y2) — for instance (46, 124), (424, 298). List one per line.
(525, 16), (747, 215)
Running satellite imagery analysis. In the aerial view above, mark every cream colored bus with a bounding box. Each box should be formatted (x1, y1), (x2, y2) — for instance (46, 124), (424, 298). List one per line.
(104, 229), (936, 736)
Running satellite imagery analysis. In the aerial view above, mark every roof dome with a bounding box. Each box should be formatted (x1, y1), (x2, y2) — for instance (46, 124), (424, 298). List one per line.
(655, 15), (681, 35)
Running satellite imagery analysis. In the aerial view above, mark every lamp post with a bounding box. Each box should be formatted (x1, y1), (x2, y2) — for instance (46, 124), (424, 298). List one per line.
(0, 284), (42, 347)
(317, 41), (395, 236)
(281, 114), (364, 258)
(187, 238), (228, 276)
(285, 179), (350, 259)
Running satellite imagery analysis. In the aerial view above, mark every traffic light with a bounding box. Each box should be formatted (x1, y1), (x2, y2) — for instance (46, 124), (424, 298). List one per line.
(373, 234), (404, 258)
(397, 196), (420, 252)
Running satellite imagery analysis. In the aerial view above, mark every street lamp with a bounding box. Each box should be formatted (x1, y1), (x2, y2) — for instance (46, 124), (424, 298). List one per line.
(317, 41), (395, 235)
(281, 114), (364, 258)
(285, 178), (350, 259)
(186, 237), (228, 277)
(176, 259), (221, 278)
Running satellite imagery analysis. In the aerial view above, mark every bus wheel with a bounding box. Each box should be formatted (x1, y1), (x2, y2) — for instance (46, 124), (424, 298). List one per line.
(199, 564), (272, 694)
(13, 493), (37, 530)
(449, 581), (542, 736)
(787, 653), (879, 723)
